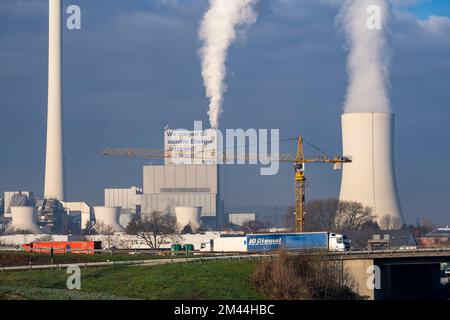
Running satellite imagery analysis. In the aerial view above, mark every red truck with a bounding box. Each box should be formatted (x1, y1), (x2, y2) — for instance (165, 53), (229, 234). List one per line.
(22, 241), (102, 255)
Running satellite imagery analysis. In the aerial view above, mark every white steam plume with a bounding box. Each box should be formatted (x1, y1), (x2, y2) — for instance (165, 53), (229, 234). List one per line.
(338, 0), (391, 113)
(199, 0), (258, 129)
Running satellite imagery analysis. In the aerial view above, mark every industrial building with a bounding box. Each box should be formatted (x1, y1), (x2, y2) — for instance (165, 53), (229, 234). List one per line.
(93, 206), (125, 233)
(44, 0), (65, 201)
(175, 206), (202, 232)
(339, 112), (404, 226)
(0, 2), (93, 236)
(61, 201), (91, 231)
(104, 187), (142, 227)
(140, 163), (223, 229)
(1, 191), (92, 235)
(104, 128), (224, 230)
(227, 213), (256, 227)
(418, 228), (450, 248)
(10, 207), (42, 234)
(3, 191), (35, 221)
(35, 198), (66, 233)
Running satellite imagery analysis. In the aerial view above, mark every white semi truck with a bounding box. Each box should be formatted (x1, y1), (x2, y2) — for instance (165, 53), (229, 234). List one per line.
(200, 232), (350, 252)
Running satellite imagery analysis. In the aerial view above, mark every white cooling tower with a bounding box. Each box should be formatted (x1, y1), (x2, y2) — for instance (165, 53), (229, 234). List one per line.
(339, 112), (404, 226)
(93, 206), (124, 233)
(175, 206), (202, 232)
(10, 207), (42, 234)
(44, 0), (65, 200)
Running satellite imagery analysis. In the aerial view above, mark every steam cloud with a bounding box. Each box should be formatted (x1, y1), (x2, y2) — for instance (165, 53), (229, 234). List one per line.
(338, 0), (391, 113)
(199, 0), (258, 129)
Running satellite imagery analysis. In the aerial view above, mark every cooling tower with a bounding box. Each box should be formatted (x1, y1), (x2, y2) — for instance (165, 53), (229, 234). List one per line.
(175, 206), (202, 232)
(93, 206), (125, 233)
(339, 112), (404, 226)
(44, 0), (65, 200)
(10, 207), (42, 234)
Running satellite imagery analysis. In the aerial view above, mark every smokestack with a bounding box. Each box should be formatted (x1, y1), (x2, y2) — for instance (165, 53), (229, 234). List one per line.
(339, 112), (403, 225)
(44, 0), (64, 200)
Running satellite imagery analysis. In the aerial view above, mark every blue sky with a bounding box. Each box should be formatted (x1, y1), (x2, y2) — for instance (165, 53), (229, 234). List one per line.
(408, 0), (450, 19)
(0, 0), (449, 225)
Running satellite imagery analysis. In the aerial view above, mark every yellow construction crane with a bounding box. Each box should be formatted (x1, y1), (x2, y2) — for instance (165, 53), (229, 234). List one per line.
(102, 136), (351, 232)
(291, 137), (352, 232)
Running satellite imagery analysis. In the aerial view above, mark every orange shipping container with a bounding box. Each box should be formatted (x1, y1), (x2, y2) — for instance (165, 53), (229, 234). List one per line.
(22, 241), (102, 255)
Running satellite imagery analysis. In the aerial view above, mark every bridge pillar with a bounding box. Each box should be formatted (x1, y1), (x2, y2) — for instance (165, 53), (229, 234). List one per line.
(343, 259), (375, 300)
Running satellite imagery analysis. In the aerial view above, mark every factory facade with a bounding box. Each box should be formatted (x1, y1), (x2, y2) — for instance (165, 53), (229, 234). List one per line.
(105, 128), (224, 230)
(140, 164), (223, 229)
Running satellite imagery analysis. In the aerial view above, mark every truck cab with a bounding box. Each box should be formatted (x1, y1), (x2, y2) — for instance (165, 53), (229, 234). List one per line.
(200, 240), (212, 252)
(328, 233), (351, 252)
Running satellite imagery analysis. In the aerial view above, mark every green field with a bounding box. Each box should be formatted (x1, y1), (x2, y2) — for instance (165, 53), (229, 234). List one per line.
(0, 261), (265, 300)
(0, 251), (193, 268)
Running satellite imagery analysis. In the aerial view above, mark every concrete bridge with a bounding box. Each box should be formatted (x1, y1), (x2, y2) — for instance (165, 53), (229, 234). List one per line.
(327, 249), (450, 300)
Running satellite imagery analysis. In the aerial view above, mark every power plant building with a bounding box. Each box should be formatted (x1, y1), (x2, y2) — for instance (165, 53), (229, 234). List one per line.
(139, 164), (223, 229)
(228, 213), (256, 227)
(61, 201), (91, 230)
(93, 206), (125, 233)
(9, 207), (42, 234)
(3, 191), (35, 220)
(339, 112), (404, 227)
(104, 187), (142, 227)
(104, 128), (224, 229)
(44, 0), (65, 201)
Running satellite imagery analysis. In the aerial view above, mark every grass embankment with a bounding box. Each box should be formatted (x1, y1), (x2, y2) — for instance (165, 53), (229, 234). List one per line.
(0, 251), (190, 268)
(0, 261), (264, 300)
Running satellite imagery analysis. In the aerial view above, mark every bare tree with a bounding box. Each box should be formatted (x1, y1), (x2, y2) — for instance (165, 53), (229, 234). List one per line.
(283, 206), (295, 231)
(241, 220), (267, 233)
(94, 221), (115, 235)
(379, 215), (402, 230)
(0, 221), (7, 236)
(409, 218), (436, 238)
(285, 199), (377, 234)
(82, 220), (97, 235)
(126, 211), (180, 249)
(222, 222), (237, 231)
(419, 218), (435, 231)
(333, 201), (376, 233)
(304, 198), (339, 232)
(181, 224), (193, 234)
(94, 221), (116, 248)
(81, 220), (97, 236)
(253, 251), (363, 300)
(5, 227), (33, 235)
(35, 235), (54, 242)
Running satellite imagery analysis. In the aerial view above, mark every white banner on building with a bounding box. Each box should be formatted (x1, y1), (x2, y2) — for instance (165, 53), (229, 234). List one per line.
(164, 128), (218, 165)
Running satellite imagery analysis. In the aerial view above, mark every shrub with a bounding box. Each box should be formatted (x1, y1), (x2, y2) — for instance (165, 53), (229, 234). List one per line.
(252, 251), (364, 300)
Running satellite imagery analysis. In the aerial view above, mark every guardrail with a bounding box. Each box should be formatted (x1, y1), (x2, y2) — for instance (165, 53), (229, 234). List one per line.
(333, 247), (450, 255)
(0, 253), (274, 272)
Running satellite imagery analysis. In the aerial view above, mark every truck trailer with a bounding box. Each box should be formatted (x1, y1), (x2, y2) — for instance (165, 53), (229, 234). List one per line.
(200, 235), (247, 252)
(22, 241), (102, 255)
(200, 232), (350, 253)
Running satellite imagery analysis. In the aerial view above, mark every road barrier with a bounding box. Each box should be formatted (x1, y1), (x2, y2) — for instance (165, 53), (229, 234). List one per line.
(2, 247), (450, 272)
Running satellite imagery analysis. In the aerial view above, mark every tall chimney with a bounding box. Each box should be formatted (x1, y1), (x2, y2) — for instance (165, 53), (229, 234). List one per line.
(339, 112), (404, 227)
(44, 0), (64, 200)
